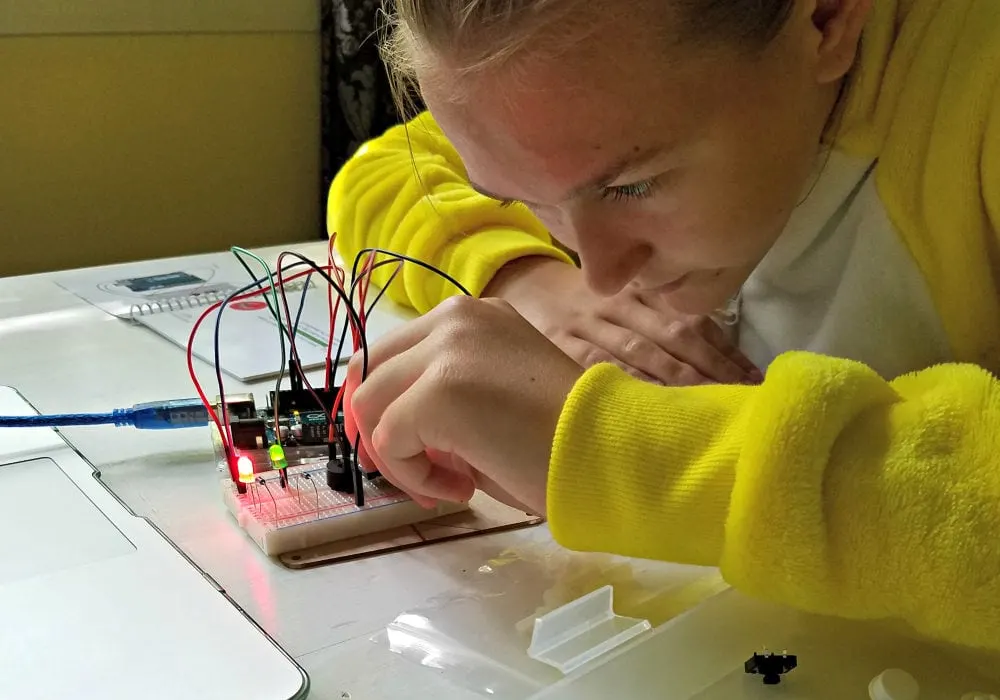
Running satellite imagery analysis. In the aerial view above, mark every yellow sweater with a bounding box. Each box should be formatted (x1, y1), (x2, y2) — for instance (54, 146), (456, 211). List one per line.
(329, 0), (1000, 652)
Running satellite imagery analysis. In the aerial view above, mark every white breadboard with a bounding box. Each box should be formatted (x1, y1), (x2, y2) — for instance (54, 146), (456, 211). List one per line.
(221, 464), (468, 555)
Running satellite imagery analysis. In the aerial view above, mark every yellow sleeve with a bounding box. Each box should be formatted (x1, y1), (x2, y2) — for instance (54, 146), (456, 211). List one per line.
(327, 111), (571, 313)
(548, 353), (1000, 652)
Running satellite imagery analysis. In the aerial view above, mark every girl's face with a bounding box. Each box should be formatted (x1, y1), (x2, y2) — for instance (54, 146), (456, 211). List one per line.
(419, 1), (866, 313)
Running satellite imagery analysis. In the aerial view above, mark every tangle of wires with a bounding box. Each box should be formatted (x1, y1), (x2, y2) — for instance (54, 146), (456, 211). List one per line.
(186, 236), (471, 507)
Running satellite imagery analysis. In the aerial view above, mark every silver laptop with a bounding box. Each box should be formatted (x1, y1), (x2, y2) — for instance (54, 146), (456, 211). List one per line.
(0, 386), (308, 700)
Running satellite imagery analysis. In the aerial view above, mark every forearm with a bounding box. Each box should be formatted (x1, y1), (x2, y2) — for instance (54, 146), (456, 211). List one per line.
(548, 352), (1000, 651)
(327, 112), (570, 312)
(481, 256), (576, 305)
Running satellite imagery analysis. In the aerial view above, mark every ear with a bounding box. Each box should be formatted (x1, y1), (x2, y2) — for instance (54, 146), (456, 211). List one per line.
(812, 0), (872, 84)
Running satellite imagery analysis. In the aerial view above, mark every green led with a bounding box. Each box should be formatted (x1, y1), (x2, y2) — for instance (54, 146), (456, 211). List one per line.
(268, 444), (287, 470)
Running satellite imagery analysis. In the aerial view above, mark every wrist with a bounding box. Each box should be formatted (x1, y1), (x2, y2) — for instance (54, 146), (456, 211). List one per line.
(483, 256), (572, 304)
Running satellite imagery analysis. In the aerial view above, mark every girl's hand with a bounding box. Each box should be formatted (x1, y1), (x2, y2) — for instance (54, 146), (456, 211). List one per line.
(484, 258), (760, 385)
(344, 296), (582, 514)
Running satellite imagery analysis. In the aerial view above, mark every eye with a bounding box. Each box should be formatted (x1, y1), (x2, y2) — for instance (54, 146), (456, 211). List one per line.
(600, 178), (659, 203)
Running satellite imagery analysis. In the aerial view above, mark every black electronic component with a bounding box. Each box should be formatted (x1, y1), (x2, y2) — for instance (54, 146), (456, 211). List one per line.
(216, 393), (257, 420)
(267, 388), (342, 417)
(343, 431), (365, 507)
(228, 418), (268, 451)
(323, 427), (350, 494)
(745, 650), (797, 685)
(323, 427), (368, 507)
(325, 457), (355, 494)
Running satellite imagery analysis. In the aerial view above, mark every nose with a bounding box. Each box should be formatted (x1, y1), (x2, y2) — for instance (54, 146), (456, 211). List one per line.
(568, 213), (649, 297)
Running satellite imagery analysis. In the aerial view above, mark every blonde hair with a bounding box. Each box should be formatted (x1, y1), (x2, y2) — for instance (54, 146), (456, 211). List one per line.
(381, 0), (585, 116)
(380, 0), (795, 115)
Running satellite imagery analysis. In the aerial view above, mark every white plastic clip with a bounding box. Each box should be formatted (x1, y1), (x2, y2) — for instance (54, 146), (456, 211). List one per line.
(527, 585), (651, 675)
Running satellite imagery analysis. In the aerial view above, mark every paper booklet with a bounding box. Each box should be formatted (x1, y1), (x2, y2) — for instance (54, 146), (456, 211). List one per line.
(53, 249), (402, 382)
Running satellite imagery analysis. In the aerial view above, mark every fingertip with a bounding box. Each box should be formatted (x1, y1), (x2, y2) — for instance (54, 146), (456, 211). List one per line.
(727, 350), (761, 377)
(452, 476), (477, 503)
(722, 366), (753, 385)
(427, 469), (477, 504)
(397, 485), (438, 509)
(356, 446), (377, 472)
(342, 385), (360, 438)
(345, 352), (363, 385)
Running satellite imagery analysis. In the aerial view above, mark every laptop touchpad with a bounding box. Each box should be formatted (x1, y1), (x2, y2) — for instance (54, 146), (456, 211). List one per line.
(0, 458), (135, 585)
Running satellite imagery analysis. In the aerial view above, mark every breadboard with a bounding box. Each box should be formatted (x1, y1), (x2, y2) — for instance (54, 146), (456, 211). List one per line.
(221, 464), (468, 556)
(279, 491), (544, 568)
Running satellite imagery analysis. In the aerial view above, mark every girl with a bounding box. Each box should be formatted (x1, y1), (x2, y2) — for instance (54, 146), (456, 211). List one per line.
(330, 0), (1000, 652)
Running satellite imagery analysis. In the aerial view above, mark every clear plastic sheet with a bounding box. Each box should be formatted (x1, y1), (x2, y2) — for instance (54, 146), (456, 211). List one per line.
(373, 534), (1000, 699)
(535, 588), (1000, 700)
(370, 537), (727, 699)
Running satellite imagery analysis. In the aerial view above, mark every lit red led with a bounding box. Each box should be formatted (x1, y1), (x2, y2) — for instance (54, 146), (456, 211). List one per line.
(236, 455), (255, 483)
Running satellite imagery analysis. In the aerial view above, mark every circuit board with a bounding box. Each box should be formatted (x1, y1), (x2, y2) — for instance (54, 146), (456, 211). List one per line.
(213, 388), (470, 556)
(220, 463), (468, 555)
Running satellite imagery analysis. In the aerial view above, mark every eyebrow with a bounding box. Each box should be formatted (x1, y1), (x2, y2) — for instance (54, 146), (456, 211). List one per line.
(469, 146), (665, 205)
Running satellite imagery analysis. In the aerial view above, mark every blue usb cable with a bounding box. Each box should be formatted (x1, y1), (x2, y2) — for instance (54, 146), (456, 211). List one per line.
(0, 398), (210, 430)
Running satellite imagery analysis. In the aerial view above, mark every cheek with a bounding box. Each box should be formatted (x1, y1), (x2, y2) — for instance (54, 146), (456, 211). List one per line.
(661, 161), (791, 266)
(620, 187), (769, 270)
(625, 195), (724, 264)
(697, 107), (817, 256)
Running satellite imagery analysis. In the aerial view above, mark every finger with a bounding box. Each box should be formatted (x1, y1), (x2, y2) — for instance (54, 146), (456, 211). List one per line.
(342, 358), (369, 467)
(576, 319), (720, 385)
(360, 425), (430, 504)
(473, 472), (541, 515)
(561, 336), (668, 384)
(346, 298), (491, 476)
(635, 293), (762, 381)
(355, 440), (377, 472)
(349, 342), (433, 473)
(345, 319), (438, 473)
(617, 302), (754, 383)
(373, 453), (449, 509)
(696, 318), (764, 381)
(429, 449), (545, 516)
(350, 408), (380, 474)
(363, 437), (462, 513)
(658, 319), (753, 384)
(371, 378), (477, 504)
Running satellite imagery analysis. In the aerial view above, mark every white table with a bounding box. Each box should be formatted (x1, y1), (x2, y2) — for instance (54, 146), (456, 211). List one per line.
(0, 242), (707, 700)
(7, 243), (1000, 700)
